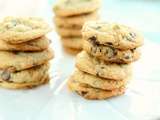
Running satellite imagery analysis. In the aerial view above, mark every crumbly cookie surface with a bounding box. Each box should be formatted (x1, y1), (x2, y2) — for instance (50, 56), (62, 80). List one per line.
(82, 21), (143, 50)
(83, 40), (140, 63)
(61, 37), (83, 50)
(0, 36), (50, 51)
(53, 0), (101, 17)
(0, 16), (51, 44)
(70, 69), (128, 90)
(0, 49), (53, 72)
(54, 11), (99, 29)
(68, 79), (125, 100)
(76, 51), (132, 80)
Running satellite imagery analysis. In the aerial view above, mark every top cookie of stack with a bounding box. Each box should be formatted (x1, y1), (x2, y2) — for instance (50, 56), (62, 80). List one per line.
(53, 0), (101, 53)
(0, 17), (54, 89)
(82, 21), (144, 63)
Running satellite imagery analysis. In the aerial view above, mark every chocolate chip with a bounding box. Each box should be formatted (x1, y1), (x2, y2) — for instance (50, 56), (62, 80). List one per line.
(1, 71), (10, 81)
(105, 46), (117, 58)
(105, 42), (113, 46)
(124, 53), (132, 59)
(79, 91), (88, 96)
(123, 32), (136, 42)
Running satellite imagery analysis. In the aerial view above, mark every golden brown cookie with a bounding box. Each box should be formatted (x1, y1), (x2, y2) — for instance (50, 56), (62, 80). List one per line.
(68, 79), (125, 100)
(76, 51), (132, 80)
(64, 47), (81, 55)
(53, 0), (101, 17)
(0, 16), (51, 44)
(82, 21), (143, 50)
(61, 37), (83, 50)
(54, 11), (99, 29)
(83, 40), (140, 63)
(56, 26), (81, 37)
(0, 64), (49, 89)
(70, 69), (128, 90)
(0, 49), (53, 72)
(0, 36), (50, 51)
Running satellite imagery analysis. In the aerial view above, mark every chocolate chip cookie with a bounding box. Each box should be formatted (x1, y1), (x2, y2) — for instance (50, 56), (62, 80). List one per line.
(0, 49), (53, 72)
(0, 64), (49, 89)
(83, 40), (140, 63)
(61, 37), (83, 50)
(0, 17), (51, 44)
(53, 0), (101, 17)
(70, 69), (128, 90)
(0, 36), (50, 51)
(54, 11), (99, 29)
(68, 78), (125, 100)
(82, 21), (143, 50)
(76, 51), (132, 80)
(56, 26), (81, 37)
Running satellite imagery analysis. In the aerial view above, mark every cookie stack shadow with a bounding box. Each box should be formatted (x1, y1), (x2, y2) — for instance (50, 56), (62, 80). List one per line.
(53, 0), (101, 54)
(0, 17), (54, 89)
(68, 21), (143, 100)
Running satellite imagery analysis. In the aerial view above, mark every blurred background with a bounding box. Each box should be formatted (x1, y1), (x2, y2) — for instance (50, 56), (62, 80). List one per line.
(0, 0), (160, 43)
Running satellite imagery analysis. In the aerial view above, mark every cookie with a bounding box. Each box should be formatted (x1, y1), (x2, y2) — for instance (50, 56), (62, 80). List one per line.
(0, 49), (53, 72)
(61, 37), (83, 50)
(76, 51), (132, 80)
(0, 36), (50, 51)
(53, 0), (101, 17)
(70, 69), (128, 90)
(56, 26), (81, 37)
(68, 79), (125, 100)
(64, 47), (81, 55)
(54, 11), (99, 29)
(0, 73), (49, 89)
(0, 16), (51, 44)
(0, 63), (48, 83)
(82, 21), (143, 50)
(83, 40), (140, 63)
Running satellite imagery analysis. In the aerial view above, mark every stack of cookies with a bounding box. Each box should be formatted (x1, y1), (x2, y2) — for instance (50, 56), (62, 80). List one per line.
(53, 0), (101, 54)
(0, 17), (54, 89)
(68, 21), (143, 100)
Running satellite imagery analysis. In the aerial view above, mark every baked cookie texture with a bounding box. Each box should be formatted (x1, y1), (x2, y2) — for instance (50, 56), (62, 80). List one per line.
(0, 17), (51, 44)
(67, 21), (143, 100)
(61, 37), (83, 50)
(76, 51), (132, 80)
(83, 40), (140, 63)
(53, 0), (101, 54)
(0, 49), (53, 72)
(0, 16), (54, 89)
(68, 79), (125, 100)
(53, 0), (101, 17)
(0, 36), (50, 51)
(82, 21), (143, 50)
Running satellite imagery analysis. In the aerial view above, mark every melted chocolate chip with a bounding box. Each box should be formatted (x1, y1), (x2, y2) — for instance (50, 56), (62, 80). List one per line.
(105, 42), (113, 46)
(1, 71), (10, 81)
(123, 32), (136, 42)
(79, 91), (88, 96)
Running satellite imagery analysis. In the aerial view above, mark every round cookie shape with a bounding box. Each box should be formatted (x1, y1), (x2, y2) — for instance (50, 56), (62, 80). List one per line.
(0, 63), (49, 83)
(64, 47), (81, 55)
(0, 36), (50, 51)
(61, 37), (83, 50)
(53, 0), (101, 17)
(83, 40), (140, 63)
(76, 51), (132, 80)
(56, 26), (81, 37)
(0, 17), (51, 44)
(0, 49), (54, 72)
(68, 79), (125, 100)
(54, 11), (99, 29)
(70, 69), (128, 90)
(82, 21), (144, 50)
